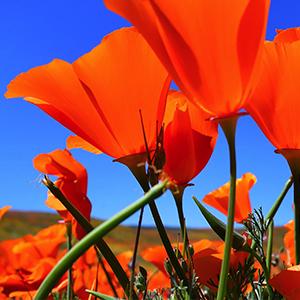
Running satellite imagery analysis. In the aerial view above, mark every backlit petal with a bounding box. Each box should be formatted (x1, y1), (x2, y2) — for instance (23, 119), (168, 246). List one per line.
(203, 173), (256, 223)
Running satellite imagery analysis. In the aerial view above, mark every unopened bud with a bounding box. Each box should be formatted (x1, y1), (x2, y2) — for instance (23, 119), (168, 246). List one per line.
(180, 258), (188, 274)
(187, 244), (194, 257)
(164, 258), (173, 275)
(173, 247), (182, 259)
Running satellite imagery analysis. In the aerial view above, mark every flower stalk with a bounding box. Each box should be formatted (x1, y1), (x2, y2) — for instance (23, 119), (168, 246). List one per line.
(275, 149), (300, 265)
(65, 221), (73, 300)
(214, 114), (241, 300)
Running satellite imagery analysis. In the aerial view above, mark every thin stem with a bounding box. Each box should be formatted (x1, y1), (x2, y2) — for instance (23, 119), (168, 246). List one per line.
(94, 246), (118, 298)
(215, 114), (239, 300)
(274, 149), (300, 265)
(266, 220), (273, 276)
(250, 176), (293, 254)
(173, 186), (189, 248)
(148, 200), (188, 285)
(66, 222), (73, 300)
(130, 206), (144, 300)
(265, 176), (293, 221)
(34, 180), (168, 300)
(293, 172), (300, 264)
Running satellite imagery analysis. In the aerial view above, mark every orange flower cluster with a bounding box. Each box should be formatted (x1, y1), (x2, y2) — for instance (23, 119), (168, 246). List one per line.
(0, 224), (67, 299)
(5, 0), (300, 297)
(141, 239), (249, 293)
(0, 223), (133, 300)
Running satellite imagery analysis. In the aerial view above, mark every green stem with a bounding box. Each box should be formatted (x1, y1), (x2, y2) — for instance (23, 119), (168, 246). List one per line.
(34, 180), (168, 300)
(130, 206), (144, 300)
(250, 176), (293, 254)
(266, 220), (273, 277)
(66, 222), (73, 300)
(173, 186), (189, 246)
(274, 149), (300, 265)
(215, 114), (240, 300)
(123, 157), (188, 285)
(148, 200), (188, 285)
(293, 171), (300, 265)
(94, 246), (118, 298)
(43, 176), (134, 299)
(173, 187), (189, 259)
(265, 176), (293, 221)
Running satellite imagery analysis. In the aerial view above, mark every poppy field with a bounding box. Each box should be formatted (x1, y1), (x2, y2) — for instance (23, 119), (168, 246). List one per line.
(2, 0), (300, 299)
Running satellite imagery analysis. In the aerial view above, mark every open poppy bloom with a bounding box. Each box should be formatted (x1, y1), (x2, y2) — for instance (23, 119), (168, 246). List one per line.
(5, 27), (170, 161)
(268, 265), (300, 300)
(202, 173), (256, 223)
(163, 90), (218, 185)
(104, 0), (270, 118)
(245, 27), (300, 151)
(33, 149), (91, 240)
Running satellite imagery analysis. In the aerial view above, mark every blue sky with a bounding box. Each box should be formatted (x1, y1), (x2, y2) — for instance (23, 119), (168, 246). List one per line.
(1, 1), (300, 229)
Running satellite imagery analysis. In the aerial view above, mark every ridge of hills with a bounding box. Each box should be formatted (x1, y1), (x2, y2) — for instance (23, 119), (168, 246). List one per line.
(0, 210), (288, 256)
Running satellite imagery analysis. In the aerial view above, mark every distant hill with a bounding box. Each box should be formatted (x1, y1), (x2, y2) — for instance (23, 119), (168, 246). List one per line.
(1, 210), (288, 257)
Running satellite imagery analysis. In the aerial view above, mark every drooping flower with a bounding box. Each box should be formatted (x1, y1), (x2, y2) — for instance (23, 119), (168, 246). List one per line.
(268, 265), (300, 300)
(33, 149), (91, 240)
(163, 90), (218, 186)
(5, 27), (170, 160)
(104, 0), (270, 118)
(202, 173), (256, 223)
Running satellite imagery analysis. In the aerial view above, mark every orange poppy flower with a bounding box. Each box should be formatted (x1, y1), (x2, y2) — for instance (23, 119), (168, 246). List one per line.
(147, 270), (170, 292)
(0, 206), (11, 221)
(245, 27), (300, 150)
(268, 265), (300, 300)
(163, 90), (218, 185)
(104, 0), (270, 118)
(140, 239), (213, 277)
(33, 149), (91, 240)
(193, 243), (249, 292)
(202, 173), (256, 223)
(5, 27), (170, 161)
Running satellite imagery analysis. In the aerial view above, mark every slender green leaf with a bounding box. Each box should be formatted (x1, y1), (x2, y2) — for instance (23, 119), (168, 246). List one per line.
(34, 180), (168, 300)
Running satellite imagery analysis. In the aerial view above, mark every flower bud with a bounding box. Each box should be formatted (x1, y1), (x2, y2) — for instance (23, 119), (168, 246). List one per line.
(164, 257), (173, 275)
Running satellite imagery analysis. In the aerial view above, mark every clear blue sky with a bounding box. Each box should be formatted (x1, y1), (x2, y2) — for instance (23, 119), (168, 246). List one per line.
(1, 1), (300, 229)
